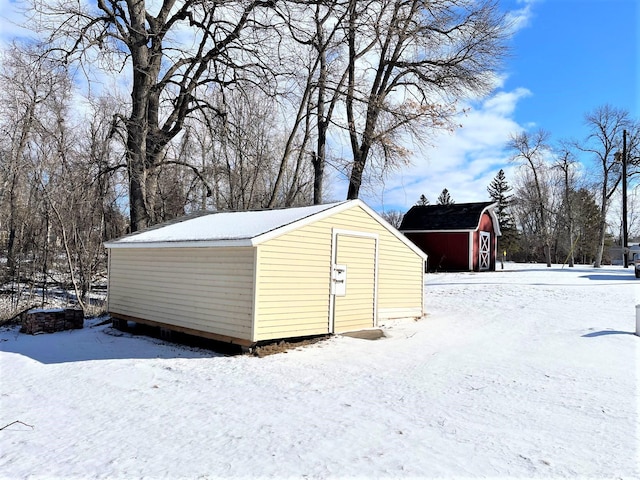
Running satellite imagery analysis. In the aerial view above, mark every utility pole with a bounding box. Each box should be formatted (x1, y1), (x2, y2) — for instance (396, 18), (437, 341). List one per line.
(622, 129), (628, 267)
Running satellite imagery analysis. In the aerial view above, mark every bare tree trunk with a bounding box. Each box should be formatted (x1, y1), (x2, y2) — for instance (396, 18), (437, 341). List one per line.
(594, 203), (608, 268)
(579, 105), (629, 267)
(509, 130), (553, 267)
(560, 152), (576, 267)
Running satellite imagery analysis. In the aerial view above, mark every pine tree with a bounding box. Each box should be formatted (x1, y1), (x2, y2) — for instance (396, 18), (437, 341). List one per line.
(487, 169), (518, 257)
(487, 169), (513, 225)
(416, 194), (430, 206)
(437, 188), (454, 205)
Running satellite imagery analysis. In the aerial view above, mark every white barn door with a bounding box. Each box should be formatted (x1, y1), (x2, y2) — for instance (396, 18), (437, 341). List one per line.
(479, 231), (491, 271)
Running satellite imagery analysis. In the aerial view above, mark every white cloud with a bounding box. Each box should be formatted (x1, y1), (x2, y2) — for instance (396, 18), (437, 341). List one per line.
(504, 0), (539, 34)
(331, 87), (533, 212)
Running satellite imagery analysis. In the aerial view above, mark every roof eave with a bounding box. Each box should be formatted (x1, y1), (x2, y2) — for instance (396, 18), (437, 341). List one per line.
(104, 239), (255, 249)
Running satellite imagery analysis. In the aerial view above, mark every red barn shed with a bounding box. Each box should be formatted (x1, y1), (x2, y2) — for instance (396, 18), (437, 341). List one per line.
(400, 202), (501, 272)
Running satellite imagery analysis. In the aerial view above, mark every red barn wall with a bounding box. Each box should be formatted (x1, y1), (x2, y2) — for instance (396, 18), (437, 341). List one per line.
(405, 232), (470, 271)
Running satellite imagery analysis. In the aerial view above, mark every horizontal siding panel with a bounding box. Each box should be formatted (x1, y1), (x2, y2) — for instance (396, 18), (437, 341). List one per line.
(335, 307), (373, 318)
(109, 305), (251, 337)
(108, 247), (255, 341)
(257, 279), (327, 289)
(258, 316), (328, 327)
(110, 265), (253, 277)
(109, 294), (247, 316)
(254, 222), (332, 340)
(109, 277), (252, 295)
(109, 302), (251, 326)
(109, 287), (252, 312)
(259, 297), (327, 306)
(335, 321), (373, 332)
(336, 316), (371, 325)
(260, 239), (328, 251)
(110, 257), (253, 268)
(257, 274), (328, 285)
(258, 264), (328, 272)
(259, 303), (329, 314)
(378, 307), (422, 320)
(109, 306), (251, 328)
(108, 273), (253, 292)
(257, 284), (328, 293)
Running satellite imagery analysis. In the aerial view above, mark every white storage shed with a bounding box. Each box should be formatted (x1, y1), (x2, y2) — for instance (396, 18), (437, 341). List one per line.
(105, 199), (427, 347)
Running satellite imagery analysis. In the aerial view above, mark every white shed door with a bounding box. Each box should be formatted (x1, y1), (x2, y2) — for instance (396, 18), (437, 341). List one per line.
(332, 233), (377, 333)
(479, 231), (491, 271)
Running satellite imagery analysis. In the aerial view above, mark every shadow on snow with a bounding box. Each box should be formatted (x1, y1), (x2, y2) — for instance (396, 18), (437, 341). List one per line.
(0, 319), (231, 365)
(582, 330), (637, 338)
(580, 273), (637, 282)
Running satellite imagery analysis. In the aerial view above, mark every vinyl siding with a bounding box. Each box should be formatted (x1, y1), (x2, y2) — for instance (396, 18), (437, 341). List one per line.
(334, 235), (376, 332)
(108, 247), (255, 340)
(319, 206), (424, 320)
(254, 223), (333, 341)
(107, 204), (424, 344)
(254, 205), (424, 340)
(377, 229), (424, 320)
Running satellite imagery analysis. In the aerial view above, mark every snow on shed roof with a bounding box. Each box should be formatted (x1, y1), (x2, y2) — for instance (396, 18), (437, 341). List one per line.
(105, 201), (347, 248)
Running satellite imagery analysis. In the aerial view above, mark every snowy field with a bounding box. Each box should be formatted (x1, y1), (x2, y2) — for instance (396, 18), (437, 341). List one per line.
(1, 263), (639, 479)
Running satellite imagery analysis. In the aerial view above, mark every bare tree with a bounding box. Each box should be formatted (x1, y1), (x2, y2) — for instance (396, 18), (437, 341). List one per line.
(379, 209), (404, 228)
(30, 0), (278, 231)
(0, 42), (126, 314)
(0, 44), (66, 284)
(178, 85), (313, 212)
(554, 145), (579, 266)
(578, 105), (629, 267)
(343, 0), (508, 199)
(509, 130), (554, 267)
(265, 0), (351, 206)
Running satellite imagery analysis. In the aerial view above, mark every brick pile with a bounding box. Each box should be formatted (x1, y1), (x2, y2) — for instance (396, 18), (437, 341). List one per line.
(20, 308), (84, 334)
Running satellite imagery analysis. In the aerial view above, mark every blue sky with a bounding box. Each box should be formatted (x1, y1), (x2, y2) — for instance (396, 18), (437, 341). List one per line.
(0, 0), (638, 213)
(503, 0), (638, 143)
(353, 0), (640, 212)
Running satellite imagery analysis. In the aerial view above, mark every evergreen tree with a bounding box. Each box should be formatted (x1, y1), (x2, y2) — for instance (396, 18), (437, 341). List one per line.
(437, 188), (454, 205)
(487, 169), (518, 257)
(487, 169), (513, 224)
(416, 194), (430, 206)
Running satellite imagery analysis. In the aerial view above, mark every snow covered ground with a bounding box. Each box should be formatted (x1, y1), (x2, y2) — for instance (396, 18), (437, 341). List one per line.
(1, 263), (638, 479)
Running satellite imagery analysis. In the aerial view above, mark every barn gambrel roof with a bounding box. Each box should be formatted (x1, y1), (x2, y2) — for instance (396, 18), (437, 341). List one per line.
(400, 202), (501, 235)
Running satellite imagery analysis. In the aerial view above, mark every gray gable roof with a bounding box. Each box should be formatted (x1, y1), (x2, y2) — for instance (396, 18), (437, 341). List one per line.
(105, 202), (344, 246)
(400, 202), (497, 232)
(104, 199), (428, 258)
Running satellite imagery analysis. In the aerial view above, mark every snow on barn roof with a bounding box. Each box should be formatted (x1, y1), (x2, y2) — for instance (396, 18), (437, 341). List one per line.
(400, 202), (500, 234)
(105, 201), (348, 248)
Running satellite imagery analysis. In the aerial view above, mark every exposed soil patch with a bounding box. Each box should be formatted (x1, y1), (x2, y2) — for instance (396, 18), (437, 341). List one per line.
(252, 335), (331, 357)
(341, 329), (385, 340)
